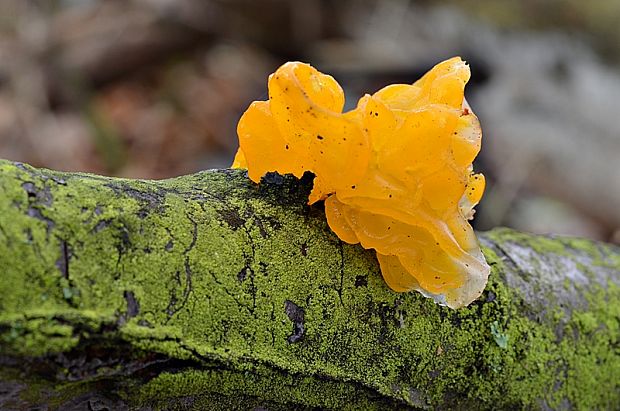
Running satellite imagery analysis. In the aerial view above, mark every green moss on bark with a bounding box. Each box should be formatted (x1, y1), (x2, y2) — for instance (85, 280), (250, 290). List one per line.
(0, 160), (618, 410)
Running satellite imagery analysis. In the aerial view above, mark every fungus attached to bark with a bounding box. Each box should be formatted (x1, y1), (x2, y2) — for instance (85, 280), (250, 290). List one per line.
(232, 57), (490, 308)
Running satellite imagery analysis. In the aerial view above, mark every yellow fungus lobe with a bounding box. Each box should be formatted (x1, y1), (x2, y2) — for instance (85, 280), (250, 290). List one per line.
(232, 58), (490, 308)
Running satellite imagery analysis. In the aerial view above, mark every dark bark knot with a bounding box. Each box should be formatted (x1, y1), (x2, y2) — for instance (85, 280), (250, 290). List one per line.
(284, 300), (305, 344)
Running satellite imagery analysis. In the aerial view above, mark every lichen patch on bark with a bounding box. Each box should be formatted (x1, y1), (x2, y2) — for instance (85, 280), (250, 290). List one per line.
(0, 160), (619, 410)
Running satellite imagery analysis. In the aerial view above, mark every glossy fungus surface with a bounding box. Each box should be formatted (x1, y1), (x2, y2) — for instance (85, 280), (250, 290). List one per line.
(232, 58), (490, 308)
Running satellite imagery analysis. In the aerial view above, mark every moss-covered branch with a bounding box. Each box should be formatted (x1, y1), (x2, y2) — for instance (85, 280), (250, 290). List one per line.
(0, 159), (618, 410)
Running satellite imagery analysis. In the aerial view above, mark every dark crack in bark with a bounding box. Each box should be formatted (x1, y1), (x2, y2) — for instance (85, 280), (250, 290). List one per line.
(210, 198), (267, 318)
(240, 214), (258, 317)
(118, 290), (141, 326)
(92, 219), (112, 233)
(0, 222), (8, 241)
(163, 226), (175, 252)
(25, 207), (55, 234)
(55, 239), (71, 279)
(113, 221), (131, 281)
(215, 199), (261, 318)
(21, 181), (55, 235)
(217, 207), (246, 230)
(104, 181), (171, 218)
(253, 218), (269, 239)
(21, 181), (52, 207)
(124, 291), (140, 318)
(165, 212), (197, 322)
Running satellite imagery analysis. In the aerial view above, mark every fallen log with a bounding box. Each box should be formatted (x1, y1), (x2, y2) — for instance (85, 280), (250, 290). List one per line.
(0, 159), (618, 410)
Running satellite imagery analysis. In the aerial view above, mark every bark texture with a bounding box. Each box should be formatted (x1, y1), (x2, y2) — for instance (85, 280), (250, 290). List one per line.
(0, 159), (619, 410)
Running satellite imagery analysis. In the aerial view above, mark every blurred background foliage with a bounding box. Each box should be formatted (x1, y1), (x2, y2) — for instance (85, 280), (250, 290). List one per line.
(0, 0), (619, 244)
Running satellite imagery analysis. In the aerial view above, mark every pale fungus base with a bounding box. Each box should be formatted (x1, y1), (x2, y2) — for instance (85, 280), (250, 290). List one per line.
(233, 58), (490, 308)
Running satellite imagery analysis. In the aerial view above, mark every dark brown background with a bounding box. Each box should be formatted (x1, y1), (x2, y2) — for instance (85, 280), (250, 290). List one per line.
(1, 0), (619, 243)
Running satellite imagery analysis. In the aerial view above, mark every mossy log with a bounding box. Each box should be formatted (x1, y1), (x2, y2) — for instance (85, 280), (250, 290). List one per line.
(0, 159), (619, 410)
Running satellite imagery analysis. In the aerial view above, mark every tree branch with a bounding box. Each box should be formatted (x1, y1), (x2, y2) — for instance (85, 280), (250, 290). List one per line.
(0, 159), (618, 410)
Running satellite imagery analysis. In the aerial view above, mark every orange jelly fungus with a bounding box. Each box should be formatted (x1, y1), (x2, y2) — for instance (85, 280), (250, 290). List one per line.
(232, 57), (490, 308)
